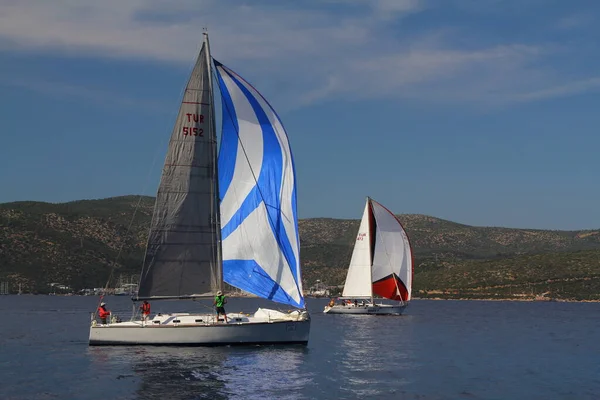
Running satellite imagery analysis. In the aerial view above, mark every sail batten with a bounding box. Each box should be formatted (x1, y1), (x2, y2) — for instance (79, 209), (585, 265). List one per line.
(215, 60), (304, 309)
(137, 41), (222, 299)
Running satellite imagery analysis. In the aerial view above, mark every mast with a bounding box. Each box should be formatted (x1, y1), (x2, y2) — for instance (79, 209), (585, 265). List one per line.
(203, 30), (223, 294)
(367, 197), (374, 306)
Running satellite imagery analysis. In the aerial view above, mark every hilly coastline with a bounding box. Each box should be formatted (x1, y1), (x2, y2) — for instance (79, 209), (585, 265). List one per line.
(1, 196), (599, 300)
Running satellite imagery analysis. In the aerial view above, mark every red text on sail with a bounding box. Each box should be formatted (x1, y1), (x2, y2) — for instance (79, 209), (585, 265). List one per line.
(182, 113), (204, 137)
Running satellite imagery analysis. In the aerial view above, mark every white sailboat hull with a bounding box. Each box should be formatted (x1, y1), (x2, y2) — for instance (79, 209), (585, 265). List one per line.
(89, 309), (310, 346)
(323, 303), (407, 315)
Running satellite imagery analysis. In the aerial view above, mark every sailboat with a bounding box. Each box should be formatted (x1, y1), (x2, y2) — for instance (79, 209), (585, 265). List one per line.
(89, 32), (309, 345)
(323, 197), (413, 315)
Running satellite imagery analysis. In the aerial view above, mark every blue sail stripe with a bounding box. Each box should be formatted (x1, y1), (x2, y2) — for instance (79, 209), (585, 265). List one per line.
(216, 64), (275, 242)
(260, 99), (301, 288)
(291, 168), (300, 284)
(224, 69), (300, 295)
(215, 61), (239, 200)
(215, 61), (304, 308)
(244, 76), (302, 292)
(220, 185), (261, 241)
(223, 260), (302, 308)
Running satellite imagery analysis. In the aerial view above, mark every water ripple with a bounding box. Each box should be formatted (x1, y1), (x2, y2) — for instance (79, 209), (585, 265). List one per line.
(1, 297), (600, 399)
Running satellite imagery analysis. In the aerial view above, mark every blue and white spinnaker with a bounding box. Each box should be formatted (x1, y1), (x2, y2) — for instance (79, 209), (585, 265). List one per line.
(215, 60), (304, 309)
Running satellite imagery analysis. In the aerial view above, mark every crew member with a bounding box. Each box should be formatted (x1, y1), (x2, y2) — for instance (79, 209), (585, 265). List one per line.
(140, 300), (151, 320)
(213, 290), (228, 323)
(98, 302), (111, 324)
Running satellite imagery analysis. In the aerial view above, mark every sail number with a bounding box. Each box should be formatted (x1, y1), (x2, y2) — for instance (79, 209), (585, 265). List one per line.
(357, 233), (367, 241)
(182, 113), (204, 137)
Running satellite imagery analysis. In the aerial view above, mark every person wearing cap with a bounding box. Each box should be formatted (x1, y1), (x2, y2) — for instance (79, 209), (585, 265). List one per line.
(213, 290), (228, 323)
(97, 302), (111, 324)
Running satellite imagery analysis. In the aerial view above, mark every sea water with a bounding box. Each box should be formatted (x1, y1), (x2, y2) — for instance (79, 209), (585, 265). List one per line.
(0, 296), (598, 399)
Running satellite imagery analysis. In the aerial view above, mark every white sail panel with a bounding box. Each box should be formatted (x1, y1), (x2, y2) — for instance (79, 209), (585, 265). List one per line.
(217, 71), (264, 228)
(221, 203), (302, 305)
(342, 200), (373, 298)
(215, 60), (304, 308)
(370, 199), (413, 301)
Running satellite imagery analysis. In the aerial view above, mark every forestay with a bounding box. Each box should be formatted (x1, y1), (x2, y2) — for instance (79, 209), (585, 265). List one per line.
(370, 199), (413, 301)
(214, 60), (304, 309)
(137, 42), (221, 300)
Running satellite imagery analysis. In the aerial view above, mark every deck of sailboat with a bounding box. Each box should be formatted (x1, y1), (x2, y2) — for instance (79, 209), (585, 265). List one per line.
(89, 309), (310, 346)
(323, 302), (407, 315)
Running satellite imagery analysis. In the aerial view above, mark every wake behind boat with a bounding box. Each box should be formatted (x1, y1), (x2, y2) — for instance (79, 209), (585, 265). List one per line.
(324, 197), (413, 315)
(89, 32), (309, 346)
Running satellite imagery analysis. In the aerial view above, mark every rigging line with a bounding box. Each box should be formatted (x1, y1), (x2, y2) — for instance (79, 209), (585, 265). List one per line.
(211, 62), (263, 299)
(214, 63), (303, 306)
(174, 52), (211, 298)
(215, 66), (272, 221)
(375, 223), (403, 302)
(94, 46), (200, 319)
(143, 48), (205, 301)
(207, 52), (222, 295)
(95, 170), (161, 317)
(380, 230), (404, 302)
(379, 201), (414, 303)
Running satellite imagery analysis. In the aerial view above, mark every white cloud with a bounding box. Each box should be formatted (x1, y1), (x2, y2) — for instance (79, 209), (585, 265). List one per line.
(326, 0), (424, 16)
(556, 13), (594, 30)
(0, 76), (168, 111)
(371, 0), (424, 17)
(515, 77), (600, 101)
(0, 0), (597, 108)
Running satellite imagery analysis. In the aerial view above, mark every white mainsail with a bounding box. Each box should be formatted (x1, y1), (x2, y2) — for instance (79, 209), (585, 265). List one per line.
(341, 200), (374, 298)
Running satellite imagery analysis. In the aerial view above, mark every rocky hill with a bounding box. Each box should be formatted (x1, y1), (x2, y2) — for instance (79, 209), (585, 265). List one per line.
(1, 196), (599, 300)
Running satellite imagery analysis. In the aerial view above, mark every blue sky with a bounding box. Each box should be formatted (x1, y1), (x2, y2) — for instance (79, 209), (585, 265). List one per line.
(0, 0), (599, 230)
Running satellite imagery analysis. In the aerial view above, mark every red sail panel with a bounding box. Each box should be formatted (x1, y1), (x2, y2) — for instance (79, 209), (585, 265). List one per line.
(373, 274), (409, 301)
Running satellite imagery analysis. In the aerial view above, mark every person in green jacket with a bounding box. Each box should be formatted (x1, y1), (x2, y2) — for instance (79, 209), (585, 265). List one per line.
(213, 290), (228, 323)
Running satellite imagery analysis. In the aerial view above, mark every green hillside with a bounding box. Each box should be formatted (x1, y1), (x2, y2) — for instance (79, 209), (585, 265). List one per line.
(1, 196), (599, 300)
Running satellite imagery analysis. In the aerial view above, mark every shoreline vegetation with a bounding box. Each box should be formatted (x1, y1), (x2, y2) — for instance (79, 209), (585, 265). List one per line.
(1, 196), (599, 298)
(413, 296), (600, 303)
(412, 296), (600, 303)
